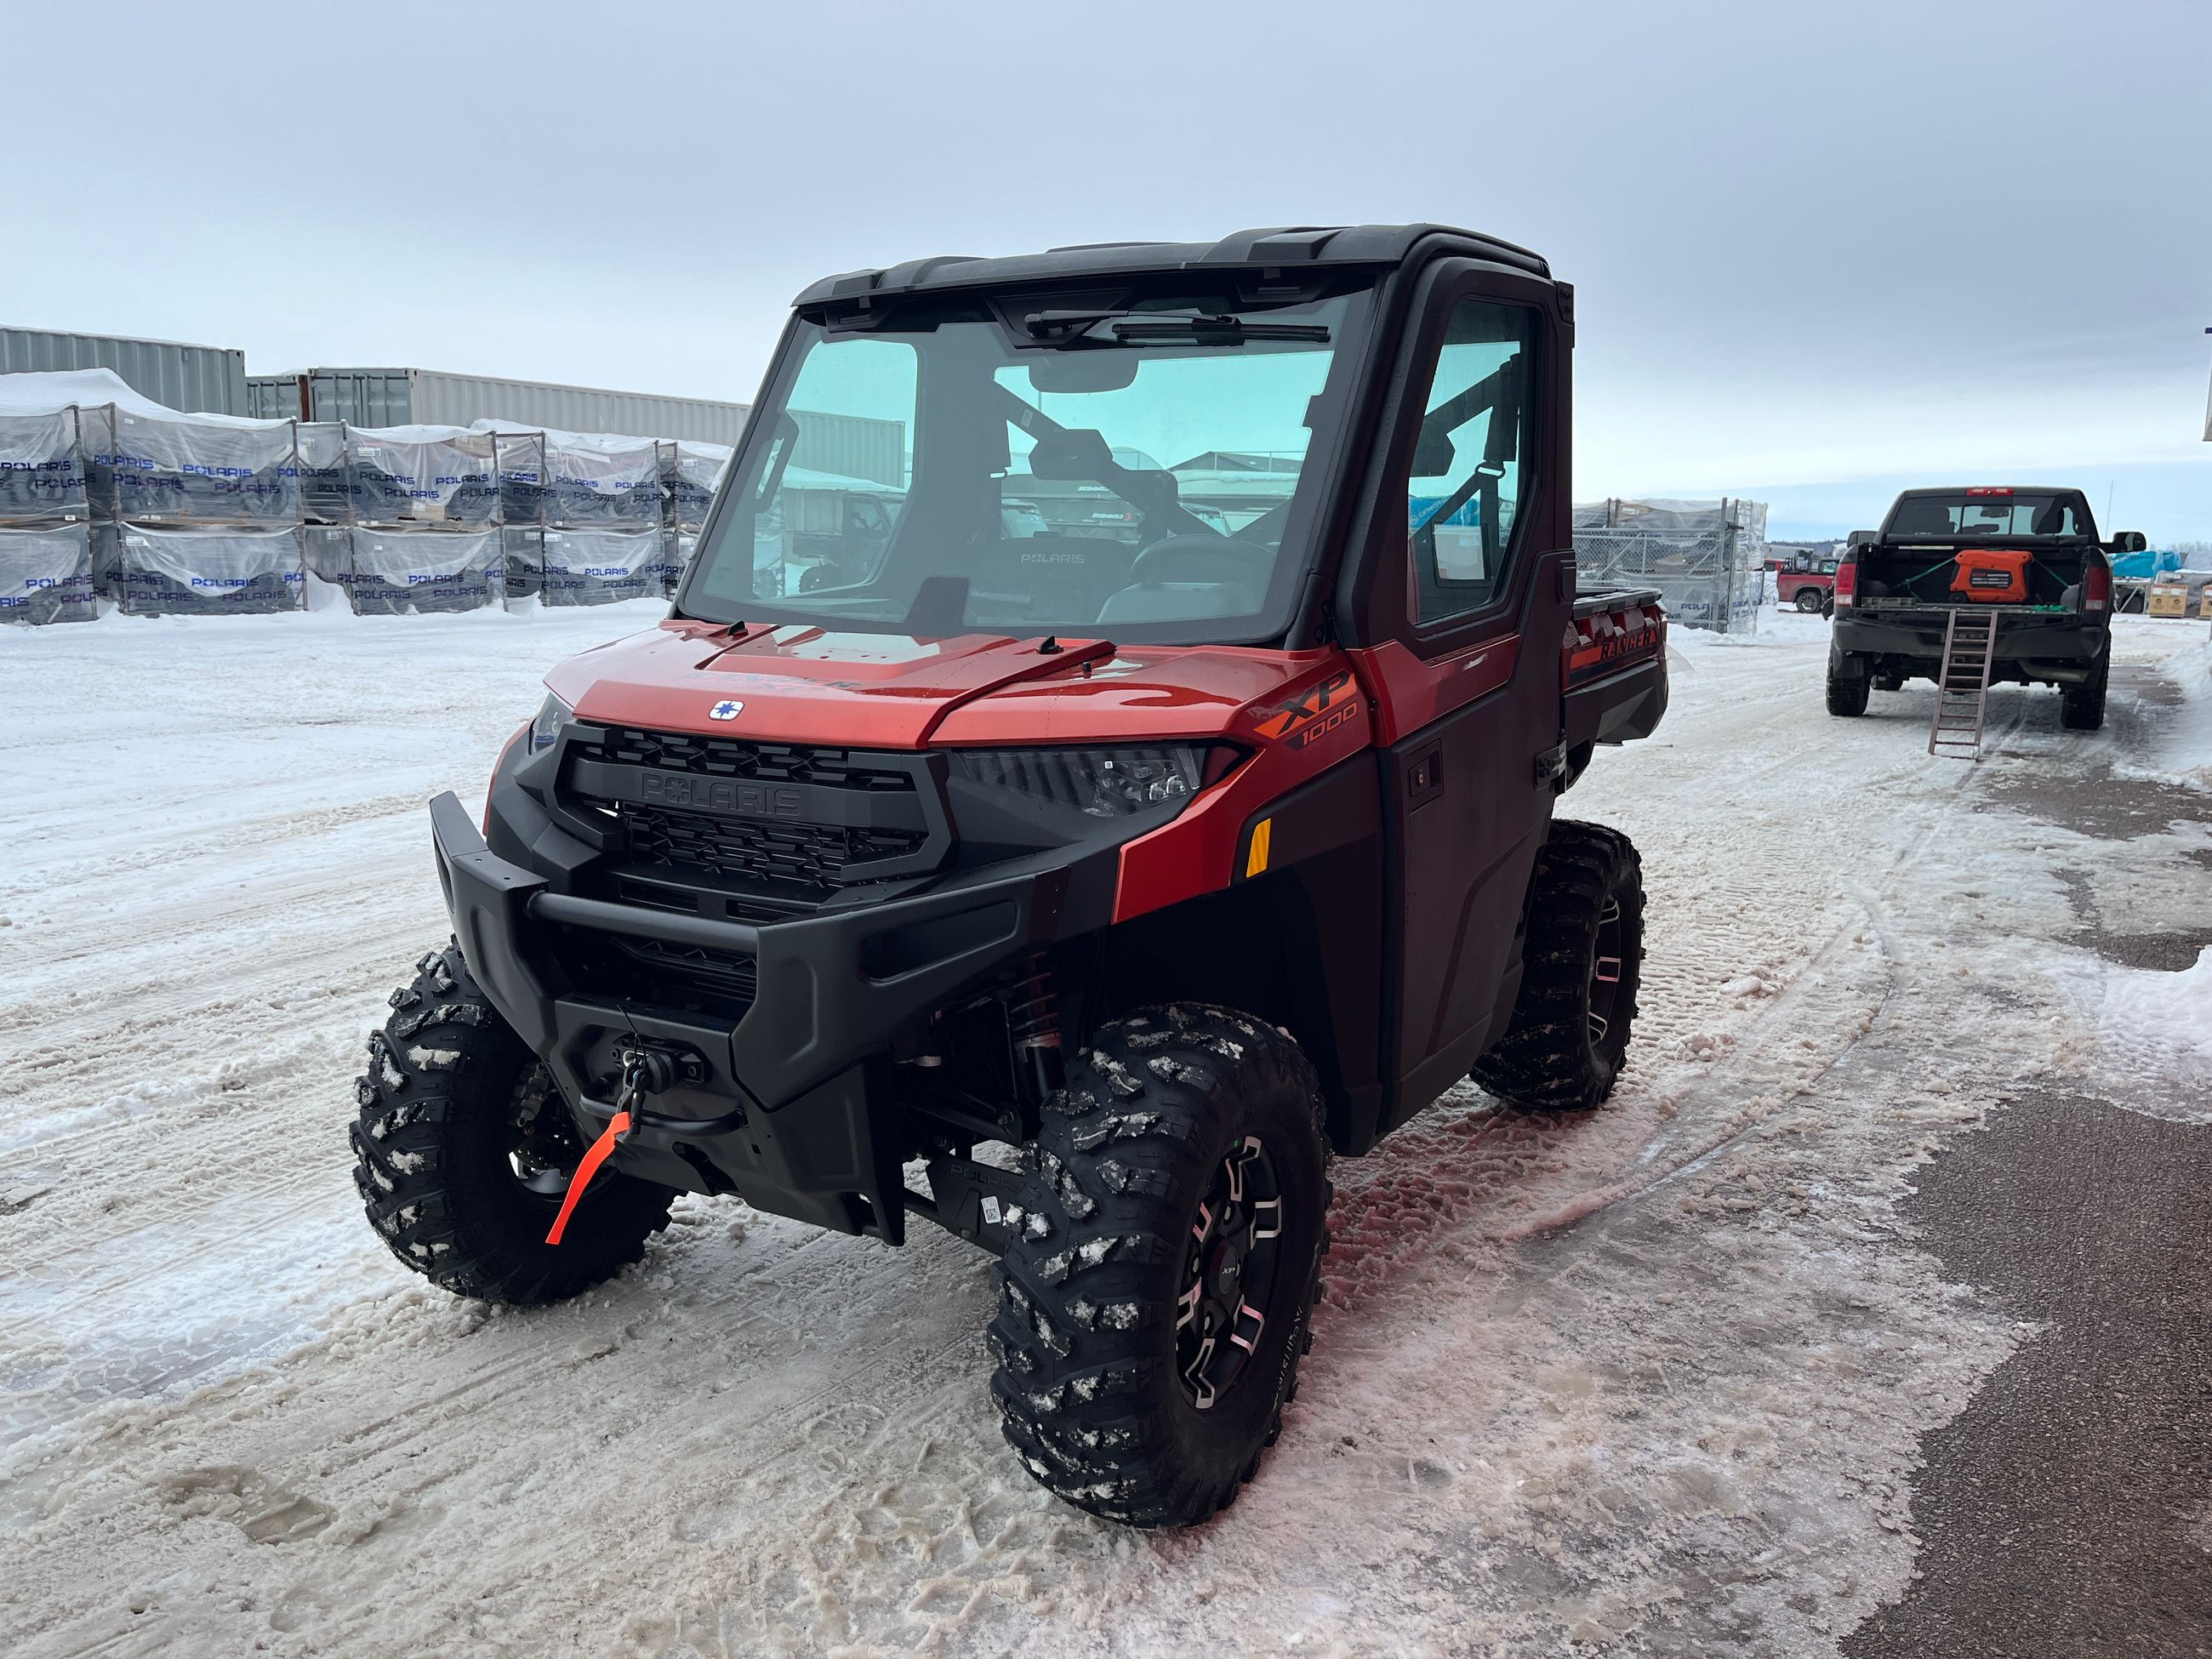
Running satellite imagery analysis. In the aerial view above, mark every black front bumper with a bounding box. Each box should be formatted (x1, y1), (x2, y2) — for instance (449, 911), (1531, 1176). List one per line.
(429, 790), (1097, 1241)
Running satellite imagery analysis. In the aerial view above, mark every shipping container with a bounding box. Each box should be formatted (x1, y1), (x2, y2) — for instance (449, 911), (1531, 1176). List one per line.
(790, 410), (906, 488)
(3, 327), (247, 416)
(245, 375), (306, 420)
(248, 366), (751, 446)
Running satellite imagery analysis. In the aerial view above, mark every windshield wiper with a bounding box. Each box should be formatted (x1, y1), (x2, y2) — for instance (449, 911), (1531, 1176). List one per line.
(1109, 316), (1330, 345)
(1023, 309), (1328, 347)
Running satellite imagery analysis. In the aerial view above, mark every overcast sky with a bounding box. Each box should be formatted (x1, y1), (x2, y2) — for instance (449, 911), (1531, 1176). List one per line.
(9, 0), (2208, 539)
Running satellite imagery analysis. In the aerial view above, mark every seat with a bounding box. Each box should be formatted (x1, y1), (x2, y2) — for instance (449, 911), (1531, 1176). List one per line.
(964, 534), (1134, 623)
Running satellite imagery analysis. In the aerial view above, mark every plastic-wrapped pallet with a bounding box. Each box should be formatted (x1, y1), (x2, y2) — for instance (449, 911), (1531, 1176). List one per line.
(471, 420), (664, 527)
(301, 523), (353, 583)
(77, 404), (118, 520)
(489, 430), (547, 527)
(88, 523), (118, 594)
(544, 435), (664, 527)
(663, 528), (698, 594)
(1572, 496), (1769, 636)
(297, 422), (351, 522)
(538, 526), (670, 606)
(345, 528), (500, 614)
(0, 523), (97, 624)
(111, 524), (305, 614)
(345, 426), (501, 528)
(497, 527), (544, 600)
(108, 407), (300, 523)
(670, 440), (731, 531)
(0, 410), (92, 522)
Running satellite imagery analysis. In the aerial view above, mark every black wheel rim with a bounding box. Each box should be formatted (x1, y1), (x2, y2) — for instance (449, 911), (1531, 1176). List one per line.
(507, 1063), (584, 1200)
(1175, 1135), (1286, 1411)
(1588, 895), (1626, 1051)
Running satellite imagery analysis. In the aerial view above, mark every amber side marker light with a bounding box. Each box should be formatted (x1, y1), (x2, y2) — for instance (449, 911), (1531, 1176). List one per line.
(1246, 818), (1273, 877)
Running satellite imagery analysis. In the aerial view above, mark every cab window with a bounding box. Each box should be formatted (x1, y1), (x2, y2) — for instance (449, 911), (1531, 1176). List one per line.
(1406, 299), (1536, 624)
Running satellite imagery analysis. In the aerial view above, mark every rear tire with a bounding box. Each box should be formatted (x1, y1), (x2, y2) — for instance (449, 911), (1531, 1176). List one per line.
(2061, 661), (2107, 731)
(351, 940), (674, 1305)
(1472, 820), (1645, 1112)
(989, 1005), (1331, 1528)
(1827, 657), (1871, 716)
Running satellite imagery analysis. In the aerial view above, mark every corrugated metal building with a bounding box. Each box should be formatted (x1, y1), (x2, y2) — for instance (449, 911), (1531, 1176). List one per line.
(248, 367), (750, 446)
(1, 327), (247, 415)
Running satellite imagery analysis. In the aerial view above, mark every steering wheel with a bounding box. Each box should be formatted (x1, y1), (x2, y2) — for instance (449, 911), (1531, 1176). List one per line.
(1126, 534), (1274, 590)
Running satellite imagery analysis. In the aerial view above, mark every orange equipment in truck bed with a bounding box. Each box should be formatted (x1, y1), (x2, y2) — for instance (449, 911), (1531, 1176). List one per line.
(1950, 546), (2032, 603)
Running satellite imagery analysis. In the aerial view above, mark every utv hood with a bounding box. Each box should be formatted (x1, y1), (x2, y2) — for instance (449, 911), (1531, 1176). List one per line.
(544, 619), (1331, 750)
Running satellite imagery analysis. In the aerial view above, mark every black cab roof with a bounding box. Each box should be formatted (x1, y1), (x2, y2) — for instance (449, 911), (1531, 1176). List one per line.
(792, 223), (1551, 307)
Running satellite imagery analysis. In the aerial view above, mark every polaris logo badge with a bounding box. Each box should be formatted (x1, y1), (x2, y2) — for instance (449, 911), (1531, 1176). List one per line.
(709, 699), (744, 721)
(641, 772), (803, 818)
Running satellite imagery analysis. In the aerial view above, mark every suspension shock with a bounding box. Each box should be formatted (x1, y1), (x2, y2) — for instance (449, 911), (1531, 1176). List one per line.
(1006, 951), (1065, 1106)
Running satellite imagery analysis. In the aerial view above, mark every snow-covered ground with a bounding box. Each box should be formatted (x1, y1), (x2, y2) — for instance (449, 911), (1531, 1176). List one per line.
(2, 603), (2207, 1656)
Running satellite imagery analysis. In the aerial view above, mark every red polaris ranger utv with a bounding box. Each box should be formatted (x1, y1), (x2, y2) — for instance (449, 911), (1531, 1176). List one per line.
(353, 225), (1668, 1526)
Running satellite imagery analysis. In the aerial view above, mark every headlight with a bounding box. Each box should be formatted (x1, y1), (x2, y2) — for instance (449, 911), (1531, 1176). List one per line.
(949, 745), (1214, 818)
(529, 691), (574, 752)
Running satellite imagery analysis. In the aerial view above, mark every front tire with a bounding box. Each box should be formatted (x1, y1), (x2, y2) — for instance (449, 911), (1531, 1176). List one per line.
(351, 940), (674, 1304)
(1472, 820), (1645, 1112)
(1795, 589), (1827, 613)
(989, 1005), (1331, 1527)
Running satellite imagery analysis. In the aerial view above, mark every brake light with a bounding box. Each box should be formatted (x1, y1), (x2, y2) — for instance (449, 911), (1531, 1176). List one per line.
(1832, 561), (1856, 607)
(1965, 487), (2014, 497)
(2084, 562), (2110, 613)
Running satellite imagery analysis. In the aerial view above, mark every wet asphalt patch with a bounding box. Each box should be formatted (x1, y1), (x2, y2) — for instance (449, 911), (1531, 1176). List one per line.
(1842, 1092), (2212, 1659)
(2054, 868), (2212, 972)
(1978, 767), (2202, 843)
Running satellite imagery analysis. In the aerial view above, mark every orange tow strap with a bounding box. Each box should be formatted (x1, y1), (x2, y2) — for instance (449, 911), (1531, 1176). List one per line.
(544, 1110), (630, 1246)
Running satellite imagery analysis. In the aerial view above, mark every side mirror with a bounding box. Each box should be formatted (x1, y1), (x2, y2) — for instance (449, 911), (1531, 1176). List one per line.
(1846, 529), (1876, 548)
(2111, 531), (2147, 554)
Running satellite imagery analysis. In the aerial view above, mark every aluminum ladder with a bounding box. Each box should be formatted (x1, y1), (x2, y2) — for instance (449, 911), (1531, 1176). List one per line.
(1929, 607), (1999, 760)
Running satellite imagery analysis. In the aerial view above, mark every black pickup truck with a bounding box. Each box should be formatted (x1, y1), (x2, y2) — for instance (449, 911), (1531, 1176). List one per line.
(1828, 486), (2145, 729)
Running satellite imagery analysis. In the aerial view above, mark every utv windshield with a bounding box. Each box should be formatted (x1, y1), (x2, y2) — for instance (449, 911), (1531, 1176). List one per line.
(1882, 491), (2092, 540)
(679, 278), (1376, 642)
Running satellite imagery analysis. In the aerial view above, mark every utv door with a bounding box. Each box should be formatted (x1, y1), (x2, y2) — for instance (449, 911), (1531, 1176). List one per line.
(1341, 258), (1576, 1137)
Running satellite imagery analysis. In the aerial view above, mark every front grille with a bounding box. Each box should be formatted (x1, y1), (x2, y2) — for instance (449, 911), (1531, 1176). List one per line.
(589, 727), (916, 795)
(609, 934), (759, 1001)
(621, 802), (928, 891)
(569, 727), (932, 898)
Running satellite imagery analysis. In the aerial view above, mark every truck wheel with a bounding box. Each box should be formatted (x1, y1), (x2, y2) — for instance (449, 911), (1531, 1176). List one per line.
(989, 1005), (1331, 1528)
(1795, 589), (1826, 613)
(350, 940), (674, 1305)
(1826, 658), (1870, 716)
(2061, 662), (2107, 732)
(1471, 821), (1644, 1113)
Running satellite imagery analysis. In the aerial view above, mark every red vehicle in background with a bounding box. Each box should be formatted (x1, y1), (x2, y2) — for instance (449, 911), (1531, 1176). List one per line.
(1774, 548), (1838, 613)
